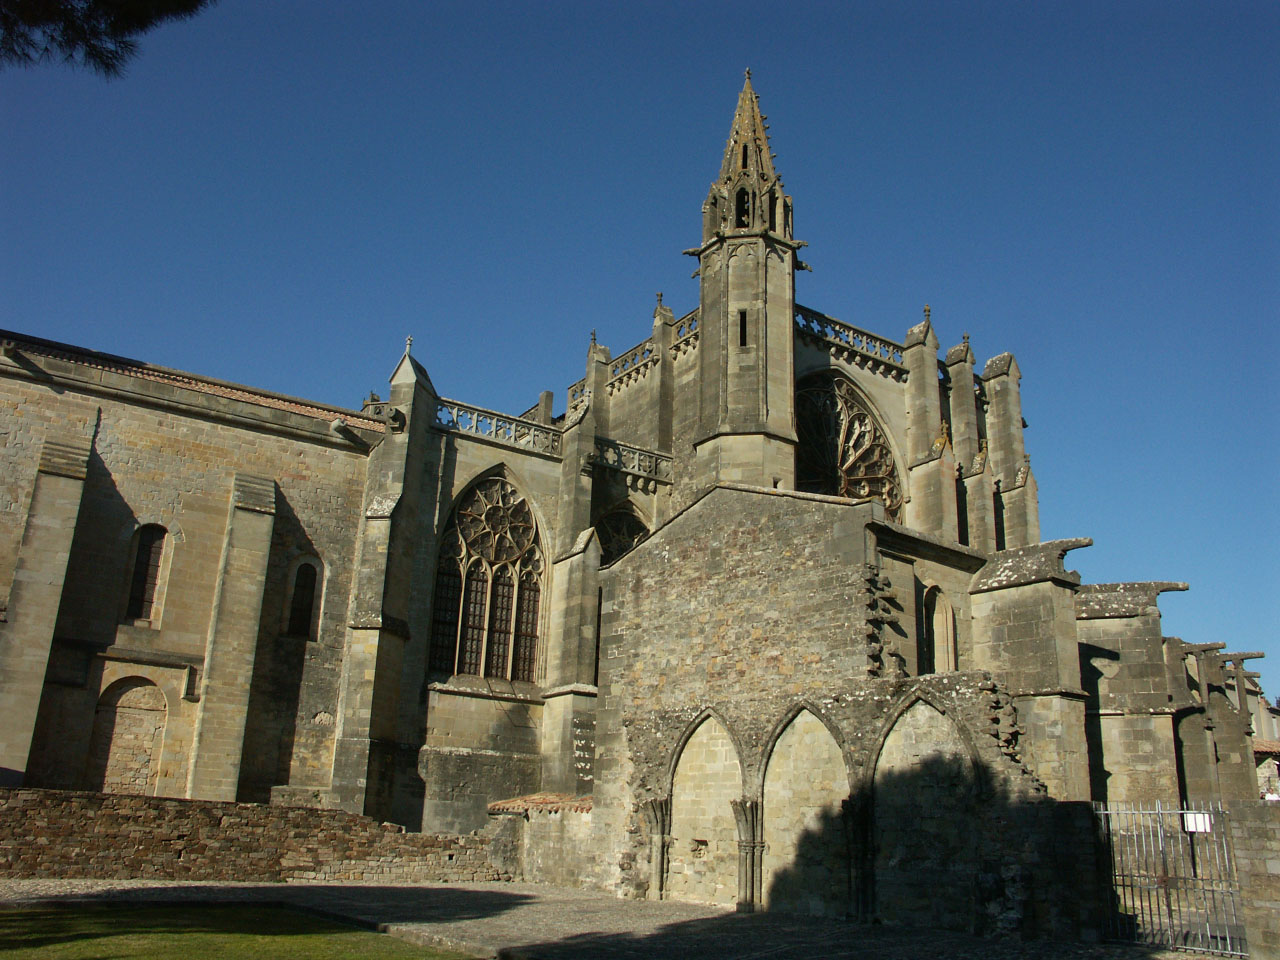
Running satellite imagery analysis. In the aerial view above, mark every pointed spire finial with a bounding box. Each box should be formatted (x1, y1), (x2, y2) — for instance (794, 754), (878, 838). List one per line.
(718, 70), (778, 183)
(405, 335), (413, 353)
(590, 329), (597, 345)
(924, 304), (931, 324)
(656, 291), (663, 306)
(963, 332), (970, 344)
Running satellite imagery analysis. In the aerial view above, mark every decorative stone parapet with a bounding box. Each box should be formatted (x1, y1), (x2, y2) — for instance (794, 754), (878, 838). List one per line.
(587, 438), (673, 490)
(606, 338), (659, 394)
(435, 397), (562, 456)
(794, 304), (907, 381)
(670, 311), (700, 359)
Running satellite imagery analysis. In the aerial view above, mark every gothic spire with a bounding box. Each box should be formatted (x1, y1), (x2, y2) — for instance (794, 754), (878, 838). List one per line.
(719, 69), (778, 183)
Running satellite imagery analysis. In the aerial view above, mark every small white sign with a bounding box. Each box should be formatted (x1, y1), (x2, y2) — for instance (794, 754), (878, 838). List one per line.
(1183, 812), (1212, 833)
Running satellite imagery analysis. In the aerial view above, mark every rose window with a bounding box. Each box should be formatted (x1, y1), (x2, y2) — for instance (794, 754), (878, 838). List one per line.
(795, 375), (903, 520)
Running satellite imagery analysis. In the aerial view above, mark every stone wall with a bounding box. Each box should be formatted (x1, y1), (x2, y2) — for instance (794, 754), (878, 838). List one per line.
(0, 788), (515, 883)
(0, 352), (371, 804)
(1227, 801), (1280, 960)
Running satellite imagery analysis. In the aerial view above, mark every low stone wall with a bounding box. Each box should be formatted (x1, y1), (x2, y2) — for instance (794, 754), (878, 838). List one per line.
(1227, 800), (1280, 960)
(0, 788), (516, 883)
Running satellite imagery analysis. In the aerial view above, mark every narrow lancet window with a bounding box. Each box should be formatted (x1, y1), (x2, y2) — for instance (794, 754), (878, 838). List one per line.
(126, 525), (166, 620)
(458, 563), (490, 676)
(484, 568), (515, 677)
(286, 561), (319, 638)
(512, 574), (540, 682)
(735, 188), (750, 228)
(429, 560), (463, 673)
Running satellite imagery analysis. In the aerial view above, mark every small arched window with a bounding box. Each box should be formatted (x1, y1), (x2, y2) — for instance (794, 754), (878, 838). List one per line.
(735, 188), (751, 228)
(126, 525), (167, 621)
(285, 559), (322, 639)
(919, 585), (957, 674)
(428, 477), (544, 682)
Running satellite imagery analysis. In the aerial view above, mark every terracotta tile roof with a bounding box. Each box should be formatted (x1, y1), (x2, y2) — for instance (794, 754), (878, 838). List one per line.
(487, 793), (592, 815)
(2, 329), (385, 432)
(1254, 738), (1280, 756)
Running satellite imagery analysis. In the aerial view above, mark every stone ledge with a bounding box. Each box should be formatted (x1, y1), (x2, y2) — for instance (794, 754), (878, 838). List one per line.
(970, 538), (1093, 595)
(1075, 581), (1188, 619)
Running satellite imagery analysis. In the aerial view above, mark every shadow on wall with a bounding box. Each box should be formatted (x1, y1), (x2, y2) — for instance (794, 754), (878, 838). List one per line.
(763, 755), (1108, 941)
(238, 487), (318, 803)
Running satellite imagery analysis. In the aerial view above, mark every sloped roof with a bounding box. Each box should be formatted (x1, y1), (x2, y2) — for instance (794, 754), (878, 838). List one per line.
(487, 793), (593, 815)
(2, 329), (385, 432)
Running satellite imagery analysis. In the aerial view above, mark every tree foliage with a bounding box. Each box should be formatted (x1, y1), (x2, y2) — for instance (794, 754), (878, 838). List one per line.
(0, 0), (214, 77)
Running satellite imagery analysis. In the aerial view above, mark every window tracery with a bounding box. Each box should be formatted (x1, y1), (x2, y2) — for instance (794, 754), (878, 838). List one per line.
(795, 374), (903, 520)
(429, 477), (543, 682)
(595, 510), (649, 566)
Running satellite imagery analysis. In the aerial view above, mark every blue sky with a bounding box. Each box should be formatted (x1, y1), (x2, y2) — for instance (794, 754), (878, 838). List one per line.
(3, 2), (1278, 694)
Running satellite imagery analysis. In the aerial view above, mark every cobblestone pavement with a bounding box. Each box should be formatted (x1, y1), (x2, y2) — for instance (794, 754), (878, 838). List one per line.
(0, 878), (1192, 960)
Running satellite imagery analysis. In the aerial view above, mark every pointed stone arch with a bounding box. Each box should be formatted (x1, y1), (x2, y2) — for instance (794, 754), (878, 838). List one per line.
(666, 713), (743, 907)
(761, 707), (851, 915)
(83, 677), (167, 795)
(870, 695), (980, 931)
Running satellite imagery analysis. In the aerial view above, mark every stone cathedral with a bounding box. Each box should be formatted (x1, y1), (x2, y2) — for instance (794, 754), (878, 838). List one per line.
(0, 78), (1266, 928)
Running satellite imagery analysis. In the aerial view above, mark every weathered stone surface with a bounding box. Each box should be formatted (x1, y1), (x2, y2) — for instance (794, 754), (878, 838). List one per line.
(0, 74), (1271, 946)
(0, 788), (514, 883)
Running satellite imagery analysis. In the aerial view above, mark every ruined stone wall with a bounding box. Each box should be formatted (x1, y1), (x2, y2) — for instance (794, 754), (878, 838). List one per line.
(587, 485), (1089, 934)
(0, 364), (369, 803)
(504, 806), (597, 888)
(0, 788), (515, 883)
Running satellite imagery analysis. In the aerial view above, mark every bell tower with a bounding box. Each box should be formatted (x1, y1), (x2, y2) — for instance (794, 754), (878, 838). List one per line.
(689, 72), (802, 489)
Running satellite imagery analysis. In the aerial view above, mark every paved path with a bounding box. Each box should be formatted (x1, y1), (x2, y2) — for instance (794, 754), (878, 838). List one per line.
(0, 878), (1190, 960)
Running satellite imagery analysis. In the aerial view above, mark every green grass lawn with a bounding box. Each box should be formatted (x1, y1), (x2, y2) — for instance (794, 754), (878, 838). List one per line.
(0, 904), (474, 959)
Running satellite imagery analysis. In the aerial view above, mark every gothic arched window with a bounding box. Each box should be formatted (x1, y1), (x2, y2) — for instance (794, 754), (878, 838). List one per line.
(735, 188), (750, 228)
(795, 374), (903, 520)
(284, 558), (322, 639)
(595, 510), (649, 566)
(429, 477), (544, 681)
